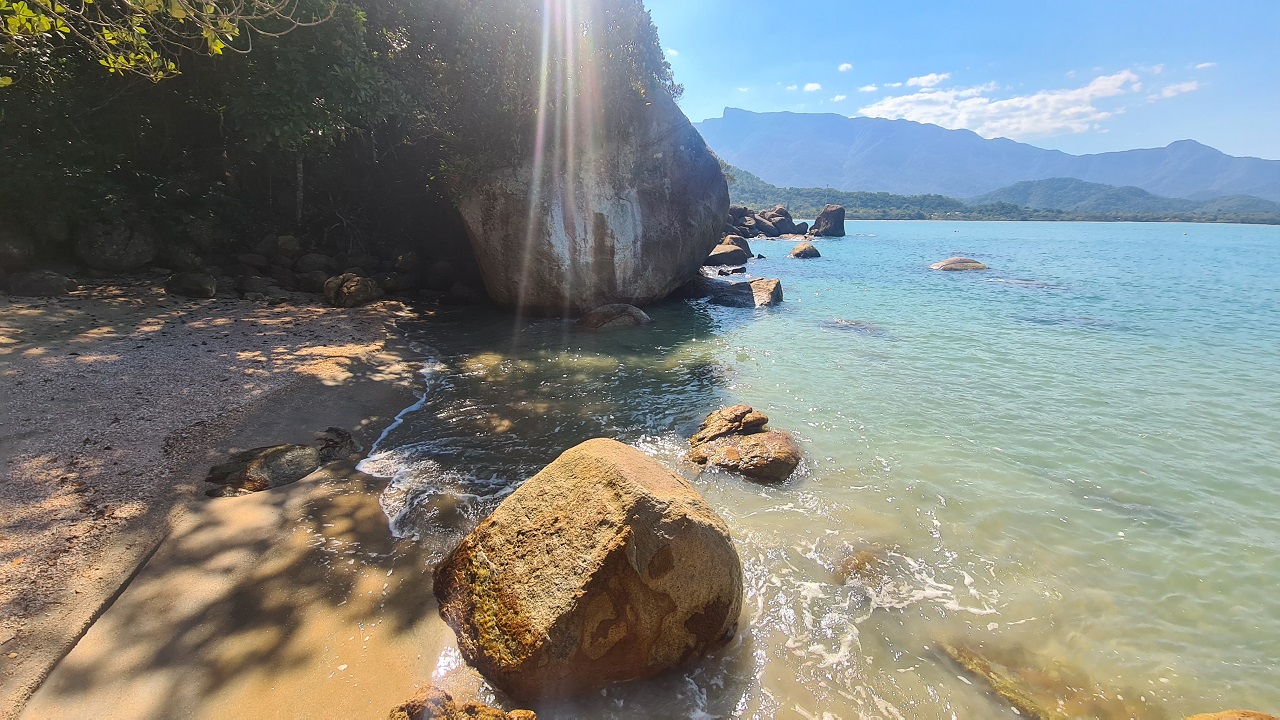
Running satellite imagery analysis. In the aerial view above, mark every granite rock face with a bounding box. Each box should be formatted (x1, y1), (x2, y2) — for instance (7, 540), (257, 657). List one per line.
(433, 438), (742, 701)
(457, 92), (727, 316)
(789, 242), (820, 259)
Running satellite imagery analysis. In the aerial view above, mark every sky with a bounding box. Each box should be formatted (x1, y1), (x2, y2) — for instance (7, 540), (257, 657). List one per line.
(643, 0), (1280, 159)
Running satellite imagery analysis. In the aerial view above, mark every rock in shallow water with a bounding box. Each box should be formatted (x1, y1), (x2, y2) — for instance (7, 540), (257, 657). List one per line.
(432, 438), (742, 701)
(206, 444), (321, 494)
(704, 244), (751, 266)
(810, 204), (846, 237)
(574, 303), (652, 330)
(789, 242), (821, 259)
(388, 686), (536, 720)
(687, 405), (801, 482)
(930, 256), (988, 271)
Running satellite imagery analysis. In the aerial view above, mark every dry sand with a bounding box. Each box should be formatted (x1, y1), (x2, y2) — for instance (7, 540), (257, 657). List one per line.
(0, 278), (427, 717)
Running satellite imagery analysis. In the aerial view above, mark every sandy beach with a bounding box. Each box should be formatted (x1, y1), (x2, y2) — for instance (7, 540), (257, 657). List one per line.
(0, 278), (425, 717)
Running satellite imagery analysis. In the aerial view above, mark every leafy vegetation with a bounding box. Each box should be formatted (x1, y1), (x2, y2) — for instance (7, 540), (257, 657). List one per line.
(725, 162), (1280, 225)
(969, 178), (1280, 215)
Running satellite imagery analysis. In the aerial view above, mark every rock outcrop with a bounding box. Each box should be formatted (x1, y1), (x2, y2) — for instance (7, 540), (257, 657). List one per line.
(574, 303), (652, 330)
(704, 244), (751, 266)
(206, 444), (322, 495)
(433, 438), (742, 701)
(457, 92), (727, 316)
(5, 270), (77, 297)
(388, 687), (536, 720)
(789, 242), (820, 259)
(810, 205), (846, 237)
(323, 273), (385, 307)
(687, 405), (801, 482)
(704, 278), (783, 308)
(929, 256), (988, 271)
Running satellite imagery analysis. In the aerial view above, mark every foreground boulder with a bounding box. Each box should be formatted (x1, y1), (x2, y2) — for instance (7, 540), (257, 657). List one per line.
(457, 92), (727, 315)
(206, 444), (322, 495)
(789, 242), (820, 259)
(705, 278), (783, 308)
(574, 303), (652, 330)
(5, 270), (77, 297)
(433, 438), (743, 701)
(687, 405), (801, 482)
(324, 273), (385, 307)
(388, 686), (536, 720)
(929, 256), (988, 271)
(704, 244), (751, 266)
(164, 272), (217, 299)
(810, 205), (846, 237)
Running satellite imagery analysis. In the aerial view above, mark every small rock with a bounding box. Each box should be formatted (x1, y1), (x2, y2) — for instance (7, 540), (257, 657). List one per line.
(164, 272), (217, 299)
(704, 244), (751, 266)
(317, 427), (360, 463)
(323, 273), (385, 308)
(389, 686), (536, 720)
(687, 405), (801, 482)
(574, 303), (652, 330)
(206, 444), (322, 494)
(789, 242), (821, 259)
(929, 256), (988, 271)
(5, 270), (77, 297)
(810, 205), (846, 237)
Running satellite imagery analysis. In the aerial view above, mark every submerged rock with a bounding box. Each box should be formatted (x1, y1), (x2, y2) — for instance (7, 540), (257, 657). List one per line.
(930, 256), (988, 271)
(324, 273), (385, 308)
(688, 405), (801, 483)
(433, 438), (742, 701)
(5, 270), (77, 297)
(789, 242), (821, 259)
(942, 642), (1155, 720)
(574, 303), (652, 330)
(705, 244), (751, 266)
(206, 444), (321, 495)
(457, 92), (726, 315)
(164, 272), (217, 299)
(388, 686), (536, 720)
(810, 205), (846, 237)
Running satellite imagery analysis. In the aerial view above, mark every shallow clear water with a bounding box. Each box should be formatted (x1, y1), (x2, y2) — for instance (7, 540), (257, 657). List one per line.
(363, 221), (1280, 719)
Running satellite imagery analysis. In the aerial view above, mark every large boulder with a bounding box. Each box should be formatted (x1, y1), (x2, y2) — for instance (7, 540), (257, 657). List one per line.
(293, 252), (335, 274)
(164, 272), (217, 299)
(323, 273), (385, 308)
(76, 222), (157, 271)
(811, 205), (846, 237)
(929, 256), (988, 271)
(704, 244), (751, 266)
(687, 405), (801, 483)
(457, 92), (727, 315)
(5, 270), (77, 297)
(206, 444), (322, 495)
(789, 242), (821, 259)
(433, 438), (743, 701)
(723, 235), (753, 255)
(705, 278), (783, 308)
(574, 303), (652, 330)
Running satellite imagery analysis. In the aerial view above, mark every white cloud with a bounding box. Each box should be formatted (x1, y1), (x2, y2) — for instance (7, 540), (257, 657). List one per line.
(1152, 63), (1165, 75)
(832, 94), (847, 102)
(884, 81), (902, 88)
(906, 72), (951, 88)
(664, 48), (679, 58)
(737, 87), (750, 92)
(803, 82), (822, 92)
(785, 84), (798, 92)
(1149, 80), (1199, 100)
(858, 70), (1143, 140)
(1195, 62), (1216, 70)
(838, 63), (853, 72)
(858, 84), (878, 93)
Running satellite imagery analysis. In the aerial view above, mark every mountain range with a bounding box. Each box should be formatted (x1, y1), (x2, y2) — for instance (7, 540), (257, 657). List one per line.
(694, 109), (1280, 203)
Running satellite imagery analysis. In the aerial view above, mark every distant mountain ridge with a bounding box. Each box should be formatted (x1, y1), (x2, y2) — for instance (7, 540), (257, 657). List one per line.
(968, 178), (1280, 214)
(695, 109), (1280, 203)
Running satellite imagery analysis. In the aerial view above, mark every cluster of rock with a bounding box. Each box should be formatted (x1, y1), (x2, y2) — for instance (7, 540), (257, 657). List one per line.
(686, 405), (802, 483)
(724, 204), (845, 239)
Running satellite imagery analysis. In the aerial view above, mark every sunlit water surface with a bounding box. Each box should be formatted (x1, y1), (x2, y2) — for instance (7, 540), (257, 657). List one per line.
(362, 221), (1280, 719)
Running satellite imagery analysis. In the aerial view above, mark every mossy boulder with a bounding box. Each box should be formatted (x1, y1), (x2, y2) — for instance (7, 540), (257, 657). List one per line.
(433, 438), (742, 701)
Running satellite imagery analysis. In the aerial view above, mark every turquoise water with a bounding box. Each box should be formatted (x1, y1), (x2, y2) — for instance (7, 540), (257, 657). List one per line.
(364, 221), (1280, 718)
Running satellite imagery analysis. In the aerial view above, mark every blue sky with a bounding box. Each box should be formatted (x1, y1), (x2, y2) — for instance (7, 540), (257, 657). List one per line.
(644, 0), (1280, 159)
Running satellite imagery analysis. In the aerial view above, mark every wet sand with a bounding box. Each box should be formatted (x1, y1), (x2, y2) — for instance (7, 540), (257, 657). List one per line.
(0, 279), (425, 717)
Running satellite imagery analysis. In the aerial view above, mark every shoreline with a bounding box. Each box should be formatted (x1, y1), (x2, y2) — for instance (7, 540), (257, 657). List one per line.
(0, 279), (425, 718)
